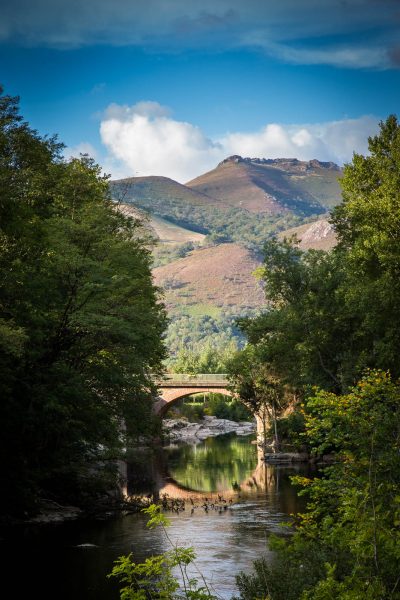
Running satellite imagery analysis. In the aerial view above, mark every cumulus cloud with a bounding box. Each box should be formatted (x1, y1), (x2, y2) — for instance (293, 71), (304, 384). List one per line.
(100, 101), (379, 182)
(100, 102), (223, 182)
(1, 0), (399, 69)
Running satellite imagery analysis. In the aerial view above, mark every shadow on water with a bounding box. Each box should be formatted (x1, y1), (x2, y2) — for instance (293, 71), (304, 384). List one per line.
(1, 434), (310, 600)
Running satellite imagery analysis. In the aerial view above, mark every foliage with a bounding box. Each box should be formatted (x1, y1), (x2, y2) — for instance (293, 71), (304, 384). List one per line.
(171, 339), (239, 374)
(0, 89), (167, 516)
(109, 504), (217, 599)
(204, 394), (252, 422)
(167, 393), (252, 423)
(241, 116), (400, 396)
(227, 346), (287, 451)
(235, 371), (400, 599)
(152, 242), (200, 268)
(240, 238), (350, 393)
(330, 114), (400, 380)
(273, 411), (306, 451)
(164, 313), (247, 366)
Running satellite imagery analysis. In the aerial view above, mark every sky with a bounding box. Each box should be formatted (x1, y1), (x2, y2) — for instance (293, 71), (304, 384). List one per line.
(1, 0), (400, 181)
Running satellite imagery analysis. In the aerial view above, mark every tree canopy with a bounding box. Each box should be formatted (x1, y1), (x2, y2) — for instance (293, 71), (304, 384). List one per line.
(0, 89), (167, 516)
(234, 115), (400, 599)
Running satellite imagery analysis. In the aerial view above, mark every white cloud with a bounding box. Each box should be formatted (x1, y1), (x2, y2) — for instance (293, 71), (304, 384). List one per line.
(64, 142), (98, 160)
(100, 101), (379, 182)
(100, 102), (223, 182)
(253, 39), (391, 70)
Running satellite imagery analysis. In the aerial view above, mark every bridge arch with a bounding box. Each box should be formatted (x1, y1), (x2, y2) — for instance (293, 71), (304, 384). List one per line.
(154, 374), (233, 417)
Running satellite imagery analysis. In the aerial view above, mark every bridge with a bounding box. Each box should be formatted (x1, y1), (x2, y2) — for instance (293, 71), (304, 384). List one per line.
(154, 373), (231, 416)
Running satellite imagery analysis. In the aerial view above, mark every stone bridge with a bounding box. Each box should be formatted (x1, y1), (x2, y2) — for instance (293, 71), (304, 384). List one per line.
(154, 373), (232, 416)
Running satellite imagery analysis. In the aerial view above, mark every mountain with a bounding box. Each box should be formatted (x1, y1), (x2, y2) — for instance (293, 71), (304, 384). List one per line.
(186, 155), (342, 214)
(111, 157), (342, 360)
(110, 156), (342, 250)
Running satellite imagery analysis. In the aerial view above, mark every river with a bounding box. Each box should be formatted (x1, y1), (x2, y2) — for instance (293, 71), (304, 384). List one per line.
(1, 433), (307, 599)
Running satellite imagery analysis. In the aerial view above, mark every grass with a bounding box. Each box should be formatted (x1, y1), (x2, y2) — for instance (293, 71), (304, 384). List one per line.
(178, 303), (222, 318)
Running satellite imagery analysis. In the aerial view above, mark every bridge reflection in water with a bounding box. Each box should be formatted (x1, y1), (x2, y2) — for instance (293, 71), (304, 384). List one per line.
(157, 459), (277, 502)
(123, 434), (303, 517)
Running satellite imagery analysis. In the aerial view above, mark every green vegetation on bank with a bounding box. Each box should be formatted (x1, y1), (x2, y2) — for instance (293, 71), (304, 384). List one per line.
(236, 371), (400, 600)
(0, 89), (167, 517)
(166, 394), (252, 423)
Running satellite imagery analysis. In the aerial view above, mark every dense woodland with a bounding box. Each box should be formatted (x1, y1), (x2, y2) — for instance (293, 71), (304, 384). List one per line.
(0, 89), (167, 517)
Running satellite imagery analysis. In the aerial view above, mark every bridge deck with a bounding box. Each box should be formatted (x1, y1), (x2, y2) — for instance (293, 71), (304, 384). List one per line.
(157, 373), (229, 388)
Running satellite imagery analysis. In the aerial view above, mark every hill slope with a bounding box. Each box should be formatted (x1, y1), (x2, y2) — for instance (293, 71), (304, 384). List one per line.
(278, 218), (337, 251)
(110, 156), (342, 250)
(153, 243), (264, 318)
(186, 156), (342, 214)
(112, 157), (342, 361)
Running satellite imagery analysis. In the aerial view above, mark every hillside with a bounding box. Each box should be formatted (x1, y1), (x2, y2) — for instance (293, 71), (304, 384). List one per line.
(110, 175), (223, 210)
(186, 156), (342, 214)
(111, 157), (342, 361)
(116, 202), (206, 246)
(278, 218), (337, 250)
(110, 156), (342, 251)
(153, 243), (264, 318)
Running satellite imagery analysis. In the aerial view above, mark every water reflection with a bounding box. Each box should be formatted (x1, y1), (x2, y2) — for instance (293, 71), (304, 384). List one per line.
(163, 434), (259, 493)
(2, 435), (308, 600)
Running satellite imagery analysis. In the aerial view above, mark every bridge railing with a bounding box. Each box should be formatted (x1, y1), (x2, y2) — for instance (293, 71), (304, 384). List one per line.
(157, 373), (229, 387)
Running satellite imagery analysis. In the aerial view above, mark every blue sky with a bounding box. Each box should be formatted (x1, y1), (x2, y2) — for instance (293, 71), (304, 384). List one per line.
(1, 0), (400, 181)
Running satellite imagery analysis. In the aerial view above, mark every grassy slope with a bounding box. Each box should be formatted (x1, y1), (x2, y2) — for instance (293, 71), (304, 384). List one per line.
(150, 216), (206, 245)
(153, 243), (265, 318)
(186, 157), (342, 215)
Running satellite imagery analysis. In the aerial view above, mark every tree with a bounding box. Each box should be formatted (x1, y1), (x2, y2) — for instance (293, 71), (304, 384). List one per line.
(240, 116), (400, 396)
(172, 339), (238, 374)
(331, 114), (400, 379)
(0, 89), (167, 516)
(240, 238), (351, 393)
(227, 346), (286, 453)
(236, 371), (400, 600)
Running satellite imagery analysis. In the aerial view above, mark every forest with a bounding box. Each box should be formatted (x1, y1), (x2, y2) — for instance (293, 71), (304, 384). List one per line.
(0, 89), (167, 517)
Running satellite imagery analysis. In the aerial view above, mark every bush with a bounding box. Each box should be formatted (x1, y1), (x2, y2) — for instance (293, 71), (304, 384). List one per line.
(273, 412), (306, 451)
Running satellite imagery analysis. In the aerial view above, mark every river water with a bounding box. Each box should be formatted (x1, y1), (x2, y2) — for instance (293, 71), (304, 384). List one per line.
(2, 433), (307, 600)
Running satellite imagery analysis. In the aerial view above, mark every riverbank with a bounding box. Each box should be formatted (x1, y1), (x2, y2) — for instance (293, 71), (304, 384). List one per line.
(162, 415), (255, 443)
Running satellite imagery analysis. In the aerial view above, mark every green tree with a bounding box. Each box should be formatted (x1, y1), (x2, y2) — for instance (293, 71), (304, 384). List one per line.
(241, 238), (350, 393)
(331, 114), (400, 378)
(0, 89), (167, 516)
(172, 339), (238, 374)
(236, 371), (400, 600)
(227, 346), (286, 452)
(239, 116), (400, 397)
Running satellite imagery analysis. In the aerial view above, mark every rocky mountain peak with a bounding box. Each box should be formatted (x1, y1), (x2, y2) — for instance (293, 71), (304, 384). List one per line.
(216, 155), (340, 171)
